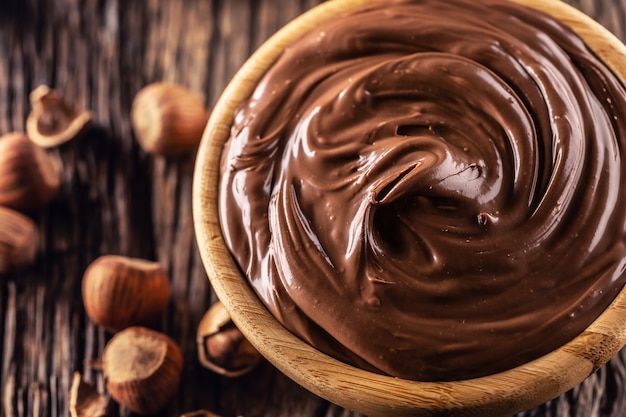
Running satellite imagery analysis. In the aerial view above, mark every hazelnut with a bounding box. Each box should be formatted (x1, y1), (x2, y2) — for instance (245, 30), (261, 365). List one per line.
(26, 85), (93, 148)
(102, 326), (183, 415)
(0, 132), (61, 212)
(196, 301), (262, 377)
(0, 206), (38, 274)
(82, 255), (170, 332)
(69, 372), (109, 417)
(131, 82), (208, 157)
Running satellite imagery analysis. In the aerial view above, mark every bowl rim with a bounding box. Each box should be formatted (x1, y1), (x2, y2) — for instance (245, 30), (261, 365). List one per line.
(192, 1), (626, 416)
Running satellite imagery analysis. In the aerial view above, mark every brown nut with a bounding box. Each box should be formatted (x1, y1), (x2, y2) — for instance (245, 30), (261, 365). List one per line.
(102, 326), (183, 415)
(81, 255), (170, 332)
(131, 82), (208, 157)
(0, 206), (38, 274)
(197, 301), (262, 377)
(26, 85), (93, 148)
(0, 132), (61, 212)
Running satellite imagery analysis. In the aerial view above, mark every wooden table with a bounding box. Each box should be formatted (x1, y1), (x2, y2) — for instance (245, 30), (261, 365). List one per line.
(1, 1), (626, 416)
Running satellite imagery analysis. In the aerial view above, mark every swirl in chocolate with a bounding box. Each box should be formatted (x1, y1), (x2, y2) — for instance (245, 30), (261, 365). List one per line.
(218, 0), (626, 381)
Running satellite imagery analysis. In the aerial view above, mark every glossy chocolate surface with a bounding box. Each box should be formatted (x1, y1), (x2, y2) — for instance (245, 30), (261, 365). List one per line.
(218, 0), (626, 381)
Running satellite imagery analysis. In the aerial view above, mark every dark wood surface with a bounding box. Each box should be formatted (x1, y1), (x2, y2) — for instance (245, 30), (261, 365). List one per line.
(2, 1), (626, 416)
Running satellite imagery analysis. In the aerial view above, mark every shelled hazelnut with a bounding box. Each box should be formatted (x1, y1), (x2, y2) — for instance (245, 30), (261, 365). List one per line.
(131, 82), (208, 157)
(81, 255), (170, 332)
(196, 301), (262, 377)
(0, 206), (38, 274)
(26, 85), (93, 148)
(102, 326), (183, 415)
(0, 132), (61, 212)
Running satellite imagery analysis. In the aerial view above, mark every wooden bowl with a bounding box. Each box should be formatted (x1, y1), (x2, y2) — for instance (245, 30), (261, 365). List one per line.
(192, 1), (626, 416)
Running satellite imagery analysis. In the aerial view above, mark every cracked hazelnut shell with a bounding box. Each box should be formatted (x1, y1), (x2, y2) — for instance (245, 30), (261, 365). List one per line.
(69, 372), (109, 417)
(26, 85), (93, 148)
(196, 301), (262, 377)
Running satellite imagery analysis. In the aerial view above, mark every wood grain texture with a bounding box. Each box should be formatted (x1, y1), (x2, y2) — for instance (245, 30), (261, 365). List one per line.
(2, 1), (626, 416)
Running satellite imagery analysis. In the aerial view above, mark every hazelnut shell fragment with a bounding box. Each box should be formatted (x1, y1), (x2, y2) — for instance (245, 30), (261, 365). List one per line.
(69, 372), (109, 417)
(131, 82), (208, 157)
(0, 132), (61, 212)
(26, 85), (93, 148)
(197, 301), (262, 377)
(81, 255), (171, 332)
(102, 326), (183, 415)
(0, 206), (38, 274)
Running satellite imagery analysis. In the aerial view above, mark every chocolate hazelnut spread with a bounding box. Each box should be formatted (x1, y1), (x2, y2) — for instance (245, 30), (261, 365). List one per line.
(218, 0), (626, 381)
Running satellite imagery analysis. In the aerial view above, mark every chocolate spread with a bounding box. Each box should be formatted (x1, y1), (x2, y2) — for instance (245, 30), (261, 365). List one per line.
(218, 0), (626, 381)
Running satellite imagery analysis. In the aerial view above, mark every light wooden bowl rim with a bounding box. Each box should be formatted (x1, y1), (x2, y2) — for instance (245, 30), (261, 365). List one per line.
(192, 1), (626, 416)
